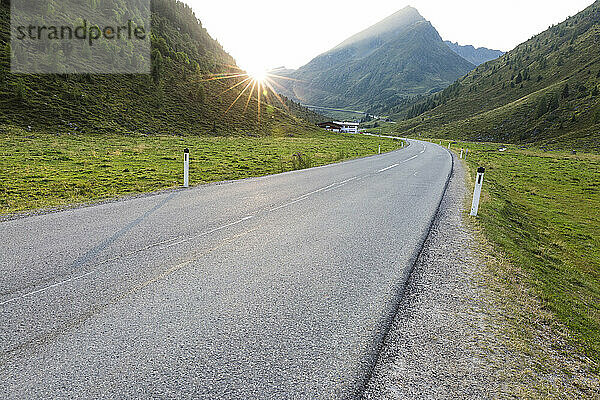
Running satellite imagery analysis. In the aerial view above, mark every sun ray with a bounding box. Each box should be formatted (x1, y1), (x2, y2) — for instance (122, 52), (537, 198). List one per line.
(195, 63), (312, 127)
(219, 76), (253, 96)
(224, 80), (254, 115)
(264, 76), (305, 106)
(200, 72), (244, 79)
(263, 79), (291, 112)
(257, 80), (262, 123)
(197, 73), (249, 83)
(244, 80), (258, 112)
(265, 76), (287, 92)
(265, 72), (304, 83)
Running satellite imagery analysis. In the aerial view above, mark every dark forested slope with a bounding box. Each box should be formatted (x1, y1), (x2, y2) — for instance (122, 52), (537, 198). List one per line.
(0, 0), (319, 137)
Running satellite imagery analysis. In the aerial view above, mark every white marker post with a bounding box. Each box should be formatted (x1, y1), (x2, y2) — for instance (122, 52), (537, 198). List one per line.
(378, 145), (381, 154)
(183, 148), (190, 188)
(448, 142), (451, 149)
(470, 167), (485, 217)
(465, 148), (469, 160)
(460, 149), (464, 159)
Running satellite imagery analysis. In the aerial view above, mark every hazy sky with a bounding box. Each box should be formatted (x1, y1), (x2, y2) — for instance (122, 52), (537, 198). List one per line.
(188, 0), (595, 73)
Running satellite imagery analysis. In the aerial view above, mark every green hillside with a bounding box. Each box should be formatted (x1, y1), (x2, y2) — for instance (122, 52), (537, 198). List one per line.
(274, 7), (475, 115)
(0, 0), (320, 137)
(394, 1), (600, 150)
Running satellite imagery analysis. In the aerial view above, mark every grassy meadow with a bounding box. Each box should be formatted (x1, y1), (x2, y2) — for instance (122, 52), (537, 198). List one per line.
(0, 126), (403, 215)
(436, 139), (599, 365)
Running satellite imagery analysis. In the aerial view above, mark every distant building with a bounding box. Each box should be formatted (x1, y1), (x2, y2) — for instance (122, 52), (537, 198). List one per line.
(335, 121), (360, 133)
(317, 121), (360, 134)
(317, 122), (343, 132)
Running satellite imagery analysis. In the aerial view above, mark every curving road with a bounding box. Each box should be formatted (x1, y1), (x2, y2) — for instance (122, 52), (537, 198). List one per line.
(0, 139), (452, 399)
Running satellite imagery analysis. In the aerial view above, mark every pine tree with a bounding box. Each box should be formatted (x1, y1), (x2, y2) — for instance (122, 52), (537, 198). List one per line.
(151, 49), (163, 83)
(549, 94), (560, 111)
(0, 44), (9, 82)
(536, 96), (548, 117)
(562, 83), (570, 98)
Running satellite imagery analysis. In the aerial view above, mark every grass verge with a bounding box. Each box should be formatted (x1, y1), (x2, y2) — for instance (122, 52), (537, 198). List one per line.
(0, 126), (403, 215)
(431, 139), (599, 368)
(468, 217), (599, 397)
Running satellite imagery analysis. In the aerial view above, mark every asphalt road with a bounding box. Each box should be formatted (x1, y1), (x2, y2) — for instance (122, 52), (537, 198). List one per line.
(0, 139), (452, 399)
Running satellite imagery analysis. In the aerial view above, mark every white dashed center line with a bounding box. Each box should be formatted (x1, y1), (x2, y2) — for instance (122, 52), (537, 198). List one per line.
(2, 145), (429, 306)
(378, 164), (400, 173)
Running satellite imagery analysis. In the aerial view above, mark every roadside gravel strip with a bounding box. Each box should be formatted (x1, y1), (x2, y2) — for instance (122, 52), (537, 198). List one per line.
(362, 154), (599, 399)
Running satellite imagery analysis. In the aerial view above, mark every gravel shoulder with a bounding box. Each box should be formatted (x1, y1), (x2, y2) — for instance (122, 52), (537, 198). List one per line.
(362, 154), (599, 399)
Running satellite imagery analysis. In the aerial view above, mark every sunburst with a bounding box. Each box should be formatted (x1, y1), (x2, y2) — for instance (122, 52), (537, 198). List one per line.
(195, 65), (302, 123)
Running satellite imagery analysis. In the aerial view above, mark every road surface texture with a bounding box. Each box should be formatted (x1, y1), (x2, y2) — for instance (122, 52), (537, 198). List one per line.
(0, 139), (452, 399)
(363, 155), (600, 399)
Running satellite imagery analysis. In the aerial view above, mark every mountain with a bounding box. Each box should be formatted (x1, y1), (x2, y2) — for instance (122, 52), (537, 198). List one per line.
(444, 41), (504, 66)
(394, 0), (600, 149)
(273, 7), (475, 114)
(0, 0), (320, 137)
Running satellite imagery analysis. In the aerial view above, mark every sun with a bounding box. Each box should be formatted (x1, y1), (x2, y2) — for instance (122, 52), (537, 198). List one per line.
(248, 68), (267, 83)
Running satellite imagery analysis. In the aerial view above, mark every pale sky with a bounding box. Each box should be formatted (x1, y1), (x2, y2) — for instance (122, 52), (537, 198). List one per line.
(188, 0), (595, 73)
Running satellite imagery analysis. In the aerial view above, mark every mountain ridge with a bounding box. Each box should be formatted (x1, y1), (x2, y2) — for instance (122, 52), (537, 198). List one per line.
(273, 6), (475, 114)
(444, 41), (505, 66)
(330, 6), (424, 55)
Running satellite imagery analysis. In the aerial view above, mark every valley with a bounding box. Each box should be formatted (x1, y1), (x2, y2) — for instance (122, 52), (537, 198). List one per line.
(0, 0), (599, 397)
(271, 6), (503, 116)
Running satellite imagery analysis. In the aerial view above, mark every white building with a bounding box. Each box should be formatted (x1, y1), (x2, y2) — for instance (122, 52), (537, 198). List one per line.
(333, 121), (360, 134)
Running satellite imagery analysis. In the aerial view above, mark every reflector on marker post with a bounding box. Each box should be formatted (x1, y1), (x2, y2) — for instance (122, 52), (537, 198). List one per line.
(470, 167), (485, 217)
(183, 148), (190, 188)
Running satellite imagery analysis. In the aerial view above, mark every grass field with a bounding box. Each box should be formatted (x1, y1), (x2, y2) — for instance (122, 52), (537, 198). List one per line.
(0, 126), (403, 215)
(435, 139), (600, 366)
